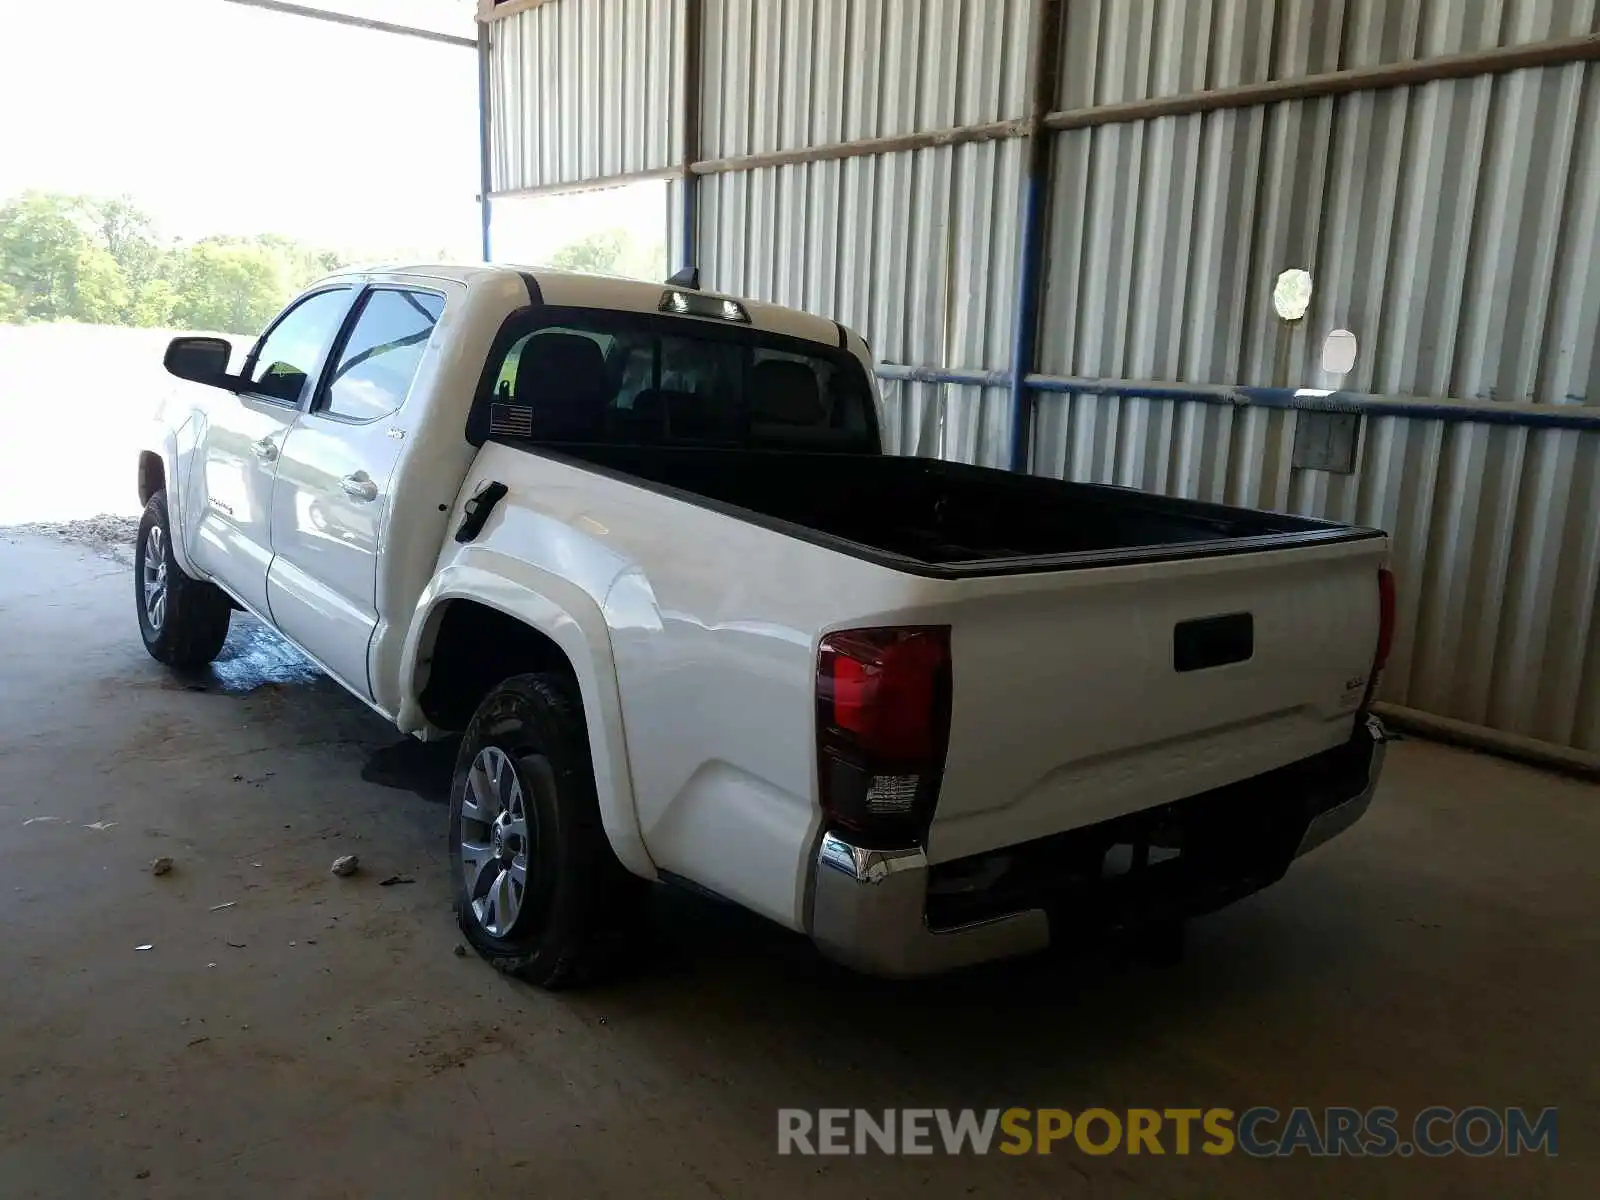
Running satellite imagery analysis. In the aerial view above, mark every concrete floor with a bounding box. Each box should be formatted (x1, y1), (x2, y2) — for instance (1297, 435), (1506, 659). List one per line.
(0, 532), (1593, 1199)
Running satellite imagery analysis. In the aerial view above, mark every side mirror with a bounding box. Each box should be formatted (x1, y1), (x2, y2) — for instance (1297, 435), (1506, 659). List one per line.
(164, 336), (237, 388)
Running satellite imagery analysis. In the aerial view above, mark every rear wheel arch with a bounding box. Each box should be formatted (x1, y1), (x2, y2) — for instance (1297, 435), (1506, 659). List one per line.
(415, 597), (581, 730)
(451, 672), (647, 988)
(411, 594), (655, 881)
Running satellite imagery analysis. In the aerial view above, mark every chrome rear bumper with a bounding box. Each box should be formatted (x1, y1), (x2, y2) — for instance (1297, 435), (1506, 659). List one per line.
(1293, 716), (1388, 856)
(807, 716), (1387, 978)
(808, 836), (1051, 978)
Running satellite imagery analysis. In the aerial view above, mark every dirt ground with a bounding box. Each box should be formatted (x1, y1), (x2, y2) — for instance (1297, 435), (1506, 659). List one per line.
(0, 529), (1594, 1199)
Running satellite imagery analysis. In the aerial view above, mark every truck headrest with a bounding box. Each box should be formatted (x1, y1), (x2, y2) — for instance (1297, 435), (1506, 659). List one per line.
(749, 359), (824, 426)
(513, 332), (610, 439)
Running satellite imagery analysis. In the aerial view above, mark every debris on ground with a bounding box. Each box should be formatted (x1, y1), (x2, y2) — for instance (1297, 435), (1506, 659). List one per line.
(22, 816), (63, 826)
(379, 874), (415, 887)
(135, 1168), (150, 1180)
(453, 945), (467, 957)
(134, 944), (153, 952)
(15, 514), (139, 564)
(208, 901), (236, 912)
(225, 940), (246, 949)
(186, 1036), (210, 1047)
(330, 854), (360, 877)
(232, 774), (244, 782)
(150, 857), (174, 876)
(84, 821), (118, 831)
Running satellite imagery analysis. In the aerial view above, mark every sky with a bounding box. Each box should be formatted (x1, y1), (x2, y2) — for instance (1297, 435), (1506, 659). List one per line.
(1, 0), (480, 256)
(0, 0), (669, 266)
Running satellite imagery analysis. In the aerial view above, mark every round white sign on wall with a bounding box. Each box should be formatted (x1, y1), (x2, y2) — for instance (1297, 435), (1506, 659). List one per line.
(1273, 268), (1313, 321)
(1322, 328), (1358, 377)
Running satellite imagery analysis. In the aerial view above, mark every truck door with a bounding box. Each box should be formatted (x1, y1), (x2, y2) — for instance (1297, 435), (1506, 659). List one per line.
(184, 287), (354, 617)
(265, 286), (445, 699)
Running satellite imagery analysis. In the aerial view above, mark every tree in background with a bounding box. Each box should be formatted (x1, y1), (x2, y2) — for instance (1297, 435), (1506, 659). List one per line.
(548, 228), (666, 281)
(92, 195), (177, 326)
(0, 191), (356, 334)
(0, 193), (127, 323)
(171, 239), (288, 334)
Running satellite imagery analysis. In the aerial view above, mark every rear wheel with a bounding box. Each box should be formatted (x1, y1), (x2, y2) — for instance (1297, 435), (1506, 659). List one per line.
(450, 673), (646, 989)
(135, 491), (232, 668)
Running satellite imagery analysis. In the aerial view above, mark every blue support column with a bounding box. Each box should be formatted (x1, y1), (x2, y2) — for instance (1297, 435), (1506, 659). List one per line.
(1007, 172), (1049, 472)
(678, 0), (703, 279)
(1007, 0), (1064, 473)
(680, 173), (698, 276)
(477, 22), (494, 262)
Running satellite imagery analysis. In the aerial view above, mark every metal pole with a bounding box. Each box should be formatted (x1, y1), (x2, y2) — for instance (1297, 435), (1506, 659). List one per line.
(679, 0), (704, 279)
(219, 0), (477, 47)
(684, 32), (1600, 179)
(1007, 0), (1064, 473)
(477, 22), (495, 262)
(1042, 31), (1600, 132)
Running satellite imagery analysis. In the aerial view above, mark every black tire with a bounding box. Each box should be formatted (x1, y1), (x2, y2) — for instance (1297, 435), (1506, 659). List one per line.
(135, 490), (232, 668)
(450, 673), (646, 989)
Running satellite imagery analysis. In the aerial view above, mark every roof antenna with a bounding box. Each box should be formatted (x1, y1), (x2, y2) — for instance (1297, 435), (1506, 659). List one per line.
(666, 266), (700, 290)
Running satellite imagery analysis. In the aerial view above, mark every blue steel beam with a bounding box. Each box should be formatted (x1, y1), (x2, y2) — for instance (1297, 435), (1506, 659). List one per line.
(1007, 0), (1064, 473)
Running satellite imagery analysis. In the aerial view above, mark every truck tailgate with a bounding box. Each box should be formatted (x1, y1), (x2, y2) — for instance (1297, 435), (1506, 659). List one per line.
(924, 535), (1389, 864)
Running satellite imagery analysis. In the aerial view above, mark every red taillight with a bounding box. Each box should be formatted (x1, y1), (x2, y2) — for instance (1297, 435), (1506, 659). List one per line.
(1361, 568), (1397, 713)
(825, 629), (947, 759)
(1375, 568), (1396, 673)
(817, 627), (952, 847)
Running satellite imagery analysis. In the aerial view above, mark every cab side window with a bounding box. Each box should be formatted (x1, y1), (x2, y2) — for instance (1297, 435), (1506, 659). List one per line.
(322, 289), (445, 422)
(247, 289), (352, 404)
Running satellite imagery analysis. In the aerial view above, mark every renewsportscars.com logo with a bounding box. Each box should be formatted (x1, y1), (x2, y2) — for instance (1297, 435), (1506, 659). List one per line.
(777, 1106), (1558, 1158)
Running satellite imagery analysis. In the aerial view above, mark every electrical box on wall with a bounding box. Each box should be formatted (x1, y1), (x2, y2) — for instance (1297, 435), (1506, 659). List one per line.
(1292, 410), (1361, 474)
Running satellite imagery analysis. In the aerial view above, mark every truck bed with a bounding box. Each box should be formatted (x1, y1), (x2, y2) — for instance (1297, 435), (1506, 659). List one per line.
(527, 442), (1379, 576)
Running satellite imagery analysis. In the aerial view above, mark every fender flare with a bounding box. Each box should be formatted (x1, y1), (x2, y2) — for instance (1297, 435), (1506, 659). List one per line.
(141, 424), (201, 580)
(396, 555), (656, 881)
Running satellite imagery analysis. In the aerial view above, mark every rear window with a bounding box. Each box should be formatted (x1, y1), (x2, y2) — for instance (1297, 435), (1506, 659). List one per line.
(478, 309), (878, 451)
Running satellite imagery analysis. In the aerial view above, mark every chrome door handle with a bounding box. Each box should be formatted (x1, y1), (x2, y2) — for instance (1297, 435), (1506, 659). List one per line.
(341, 473), (378, 501)
(250, 438), (279, 462)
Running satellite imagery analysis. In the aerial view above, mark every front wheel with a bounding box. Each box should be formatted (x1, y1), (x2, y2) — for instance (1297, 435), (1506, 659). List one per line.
(135, 491), (232, 668)
(450, 673), (646, 989)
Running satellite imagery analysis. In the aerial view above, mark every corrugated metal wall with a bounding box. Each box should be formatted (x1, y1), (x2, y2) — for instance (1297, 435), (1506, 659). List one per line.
(1058, 0), (1599, 104)
(1028, 0), (1600, 750)
(481, 0), (1600, 751)
(1044, 1), (1600, 401)
(694, 0), (1035, 466)
(699, 0), (1033, 154)
(488, 0), (681, 190)
(701, 145), (1022, 370)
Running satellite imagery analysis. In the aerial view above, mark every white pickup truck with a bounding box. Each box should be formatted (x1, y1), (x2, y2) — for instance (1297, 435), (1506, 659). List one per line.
(138, 264), (1393, 987)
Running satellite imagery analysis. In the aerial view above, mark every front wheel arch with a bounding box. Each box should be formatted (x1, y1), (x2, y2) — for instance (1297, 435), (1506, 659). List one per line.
(135, 490), (231, 668)
(137, 451), (165, 507)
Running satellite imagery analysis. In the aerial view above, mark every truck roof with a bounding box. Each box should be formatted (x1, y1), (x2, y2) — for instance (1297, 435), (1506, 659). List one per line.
(321, 262), (852, 352)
